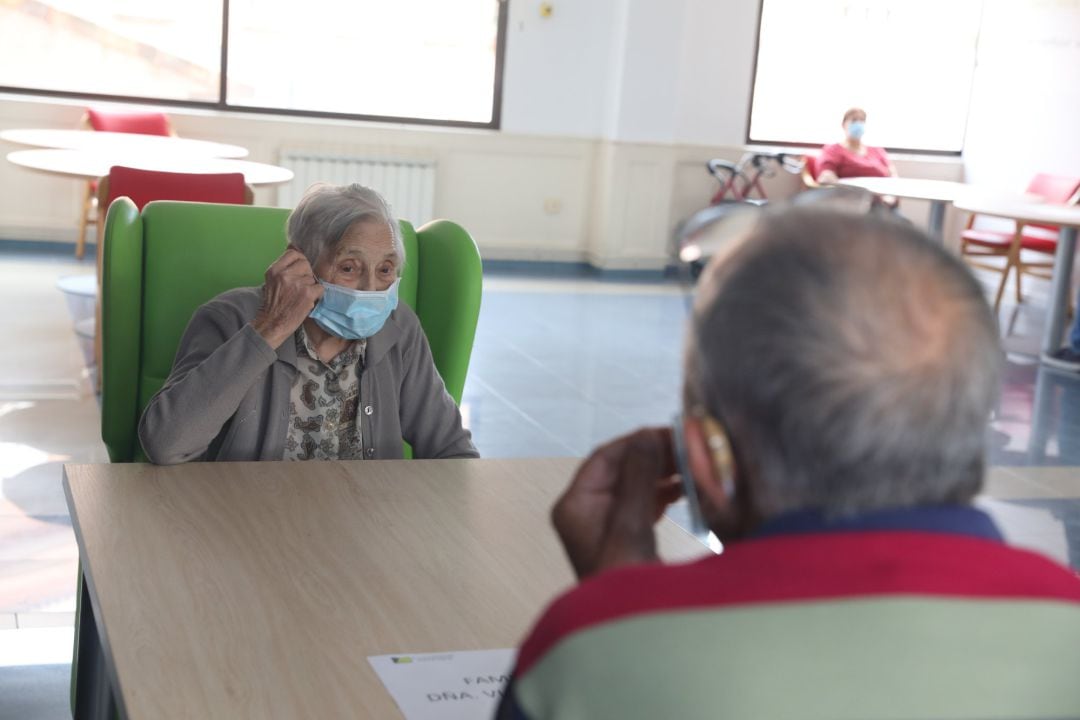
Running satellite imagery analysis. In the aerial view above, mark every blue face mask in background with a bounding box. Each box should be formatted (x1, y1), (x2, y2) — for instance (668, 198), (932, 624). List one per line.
(847, 120), (866, 140)
(309, 278), (400, 340)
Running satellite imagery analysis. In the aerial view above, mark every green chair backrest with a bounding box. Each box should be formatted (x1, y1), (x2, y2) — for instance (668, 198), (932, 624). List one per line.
(101, 198), (482, 462)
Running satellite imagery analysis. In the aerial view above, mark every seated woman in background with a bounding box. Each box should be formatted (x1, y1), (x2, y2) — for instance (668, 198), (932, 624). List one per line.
(816, 107), (897, 184)
(139, 183), (478, 464)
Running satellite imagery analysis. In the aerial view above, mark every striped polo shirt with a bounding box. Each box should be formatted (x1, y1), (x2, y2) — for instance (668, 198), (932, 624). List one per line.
(497, 506), (1080, 720)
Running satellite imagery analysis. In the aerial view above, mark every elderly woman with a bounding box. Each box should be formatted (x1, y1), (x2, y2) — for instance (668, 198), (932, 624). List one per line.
(139, 183), (478, 463)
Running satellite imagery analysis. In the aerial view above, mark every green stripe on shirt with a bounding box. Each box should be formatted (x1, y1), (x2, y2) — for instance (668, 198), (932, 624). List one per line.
(515, 596), (1080, 720)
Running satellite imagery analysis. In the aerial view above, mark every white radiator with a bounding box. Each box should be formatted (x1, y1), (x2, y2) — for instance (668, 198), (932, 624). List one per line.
(278, 152), (437, 225)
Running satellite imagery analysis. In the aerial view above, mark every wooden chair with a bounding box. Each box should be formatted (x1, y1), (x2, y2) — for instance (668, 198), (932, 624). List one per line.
(75, 109), (174, 260)
(93, 164), (253, 275)
(91, 166), (255, 377)
(959, 174), (1080, 312)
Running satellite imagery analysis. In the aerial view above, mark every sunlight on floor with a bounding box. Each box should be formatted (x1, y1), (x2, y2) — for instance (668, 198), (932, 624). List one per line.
(0, 626), (73, 668)
(0, 442), (68, 480)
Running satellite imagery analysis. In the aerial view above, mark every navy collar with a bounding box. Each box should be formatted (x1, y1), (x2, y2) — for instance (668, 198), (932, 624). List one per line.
(752, 505), (1003, 543)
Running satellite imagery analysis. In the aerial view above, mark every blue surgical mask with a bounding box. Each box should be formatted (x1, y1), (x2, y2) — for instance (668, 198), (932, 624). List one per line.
(847, 120), (866, 140)
(309, 278), (400, 340)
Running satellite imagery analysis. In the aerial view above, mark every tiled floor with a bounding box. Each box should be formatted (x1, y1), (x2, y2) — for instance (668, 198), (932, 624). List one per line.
(1, 249), (1079, 719)
(1, 254), (101, 640)
(0, 252), (101, 720)
(464, 275), (690, 458)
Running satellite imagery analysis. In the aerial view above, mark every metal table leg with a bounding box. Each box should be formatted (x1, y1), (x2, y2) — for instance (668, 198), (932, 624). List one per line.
(927, 199), (946, 242)
(1041, 226), (1078, 358)
(1029, 367), (1054, 464)
(73, 573), (118, 720)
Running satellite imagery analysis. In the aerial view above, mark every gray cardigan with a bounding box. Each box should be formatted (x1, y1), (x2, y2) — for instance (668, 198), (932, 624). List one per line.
(138, 287), (478, 464)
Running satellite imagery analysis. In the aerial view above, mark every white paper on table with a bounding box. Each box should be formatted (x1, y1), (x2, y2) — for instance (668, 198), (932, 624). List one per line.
(368, 649), (517, 720)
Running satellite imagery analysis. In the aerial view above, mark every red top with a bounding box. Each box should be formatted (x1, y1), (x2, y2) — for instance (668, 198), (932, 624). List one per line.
(818, 143), (892, 179)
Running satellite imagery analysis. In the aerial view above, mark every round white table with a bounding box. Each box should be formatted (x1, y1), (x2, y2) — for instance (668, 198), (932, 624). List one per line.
(837, 177), (969, 240)
(954, 194), (1080, 360)
(6, 148), (293, 186)
(0, 128), (248, 159)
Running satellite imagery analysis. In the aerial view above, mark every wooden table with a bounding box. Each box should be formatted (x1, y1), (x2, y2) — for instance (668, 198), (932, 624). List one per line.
(64, 458), (706, 719)
(6, 148), (292, 186)
(838, 177), (969, 240)
(0, 128), (248, 159)
(953, 194), (1080, 359)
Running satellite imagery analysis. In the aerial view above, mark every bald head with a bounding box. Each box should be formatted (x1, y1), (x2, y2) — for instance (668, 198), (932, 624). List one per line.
(687, 208), (1002, 518)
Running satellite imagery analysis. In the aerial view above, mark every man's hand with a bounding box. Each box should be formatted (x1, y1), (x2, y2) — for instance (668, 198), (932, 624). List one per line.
(252, 245), (324, 348)
(552, 427), (683, 580)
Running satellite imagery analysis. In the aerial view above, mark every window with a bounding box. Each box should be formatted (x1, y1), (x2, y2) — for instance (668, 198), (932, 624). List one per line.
(0, 0), (506, 127)
(748, 0), (982, 152)
(0, 1), (222, 103)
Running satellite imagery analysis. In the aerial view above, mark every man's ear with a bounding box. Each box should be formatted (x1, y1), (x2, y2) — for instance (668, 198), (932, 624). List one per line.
(684, 415), (735, 512)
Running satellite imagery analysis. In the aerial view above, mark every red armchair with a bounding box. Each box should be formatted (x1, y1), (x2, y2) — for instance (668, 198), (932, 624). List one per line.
(95, 165), (253, 273)
(92, 166), (253, 371)
(960, 174), (1080, 312)
(85, 109), (173, 136)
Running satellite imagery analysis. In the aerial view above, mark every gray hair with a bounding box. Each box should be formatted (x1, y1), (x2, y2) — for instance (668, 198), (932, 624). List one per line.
(686, 207), (1002, 518)
(286, 183), (406, 269)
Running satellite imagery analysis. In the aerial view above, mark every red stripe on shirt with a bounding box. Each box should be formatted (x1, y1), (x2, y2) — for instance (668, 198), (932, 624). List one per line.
(515, 531), (1080, 676)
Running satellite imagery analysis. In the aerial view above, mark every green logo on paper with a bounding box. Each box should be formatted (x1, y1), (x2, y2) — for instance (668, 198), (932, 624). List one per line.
(391, 657), (413, 664)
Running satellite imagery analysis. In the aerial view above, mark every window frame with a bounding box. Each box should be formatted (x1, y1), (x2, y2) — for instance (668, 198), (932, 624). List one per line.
(0, 0), (510, 130)
(743, 0), (967, 156)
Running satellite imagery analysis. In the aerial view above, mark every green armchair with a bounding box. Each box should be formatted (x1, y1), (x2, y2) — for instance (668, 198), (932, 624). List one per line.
(72, 197), (482, 716)
(100, 198), (482, 462)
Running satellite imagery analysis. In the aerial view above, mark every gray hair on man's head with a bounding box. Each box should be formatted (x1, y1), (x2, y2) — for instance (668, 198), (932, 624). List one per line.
(286, 183), (405, 268)
(686, 207), (1002, 519)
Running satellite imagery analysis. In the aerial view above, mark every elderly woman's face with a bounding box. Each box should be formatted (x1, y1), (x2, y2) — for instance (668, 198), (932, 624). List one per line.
(315, 220), (398, 291)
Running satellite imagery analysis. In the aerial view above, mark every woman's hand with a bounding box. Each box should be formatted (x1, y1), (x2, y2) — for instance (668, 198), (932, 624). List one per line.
(252, 245), (324, 348)
(817, 169), (839, 185)
(552, 427), (683, 580)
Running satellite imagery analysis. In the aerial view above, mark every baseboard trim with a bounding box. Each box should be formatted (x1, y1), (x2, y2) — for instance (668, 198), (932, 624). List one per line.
(0, 238), (93, 256)
(483, 259), (681, 282)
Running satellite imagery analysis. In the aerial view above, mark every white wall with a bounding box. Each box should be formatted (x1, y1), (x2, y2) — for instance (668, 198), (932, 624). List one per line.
(673, 1), (761, 147)
(500, 0), (760, 147)
(962, 0), (1080, 190)
(2, 0), (738, 269)
(1, 1), (1004, 268)
(500, 0), (623, 139)
(607, 0), (685, 143)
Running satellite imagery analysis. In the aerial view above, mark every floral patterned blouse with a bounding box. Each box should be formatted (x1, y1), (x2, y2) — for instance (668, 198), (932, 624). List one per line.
(284, 327), (368, 461)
